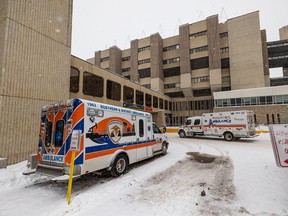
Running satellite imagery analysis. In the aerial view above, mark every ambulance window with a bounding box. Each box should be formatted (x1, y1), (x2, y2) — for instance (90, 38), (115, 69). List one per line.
(45, 121), (53, 147)
(186, 119), (191, 125)
(194, 119), (200, 125)
(139, 119), (144, 137)
(153, 123), (161, 134)
(54, 120), (64, 147)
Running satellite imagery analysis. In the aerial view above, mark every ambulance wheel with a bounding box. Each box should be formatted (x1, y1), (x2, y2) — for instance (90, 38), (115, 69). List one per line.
(179, 130), (186, 138)
(224, 132), (234, 141)
(162, 143), (168, 156)
(111, 154), (128, 177)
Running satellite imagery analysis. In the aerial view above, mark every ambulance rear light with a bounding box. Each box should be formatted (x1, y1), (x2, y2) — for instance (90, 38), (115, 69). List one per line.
(42, 105), (51, 112)
(66, 99), (74, 107)
(52, 103), (59, 110)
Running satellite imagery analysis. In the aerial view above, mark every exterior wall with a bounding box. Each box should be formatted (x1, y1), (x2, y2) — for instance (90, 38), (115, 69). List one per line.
(207, 15), (222, 92)
(228, 11), (266, 90)
(94, 51), (101, 66)
(109, 46), (122, 75)
(279, 26), (288, 40)
(150, 33), (163, 92)
(130, 39), (139, 82)
(179, 24), (192, 97)
(0, 0), (72, 164)
(261, 30), (270, 86)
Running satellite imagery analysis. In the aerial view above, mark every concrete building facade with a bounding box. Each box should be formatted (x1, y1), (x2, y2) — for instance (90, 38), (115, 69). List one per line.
(0, 0), (73, 164)
(91, 11), (275, 126)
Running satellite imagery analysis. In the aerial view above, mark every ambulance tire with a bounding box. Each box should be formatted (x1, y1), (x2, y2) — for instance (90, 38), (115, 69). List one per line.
(224, 132), (234, 141)
(179, 130), (186, 138)
(111, 154), (128, 177)
(162, 143), (168, 156)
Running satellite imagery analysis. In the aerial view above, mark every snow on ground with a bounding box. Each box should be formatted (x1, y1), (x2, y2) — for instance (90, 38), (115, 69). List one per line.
(0, 133), (288, 216)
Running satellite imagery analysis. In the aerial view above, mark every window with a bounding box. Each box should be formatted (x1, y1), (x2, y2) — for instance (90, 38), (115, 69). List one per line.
(190, 46), (208, 54)
(266, 114), (270, 124)
(83, 72), (104, 97)
(122, 56), (130, 61)
(139, 119), (144, 137)
(123, 86), (134, 103)
(165, 92), (185, 98)
(194, 119), (200, 125)
(192, 76), (209, 83)
(138, 68), (151, 78)
(220, 32), (228, 38)
(54, 120), (64, 147)
(153, 96), (158, 108)
(122, 67), (130, 72)
(45, 121), (53, 147)
(136, 90), (144, 105)
(138, 46), (150, 52)
(107, 80), (121, 101)
(124, 75), (130, 79)
(145, 93), (152, 106)
(193, 89), (211, 97)
(159, 98), (164, 109)
(190, 30), (207, 39)
(220, 47), (229, 53)
(277, 114), (281, 124)
(70, 67), (79, 93)
(222, 76), (230, 83)
(191, 57), (209, 70)
(100, 57), (109, 62)
(153, 123), (161, 134)
(163, 57), (180, 65)
(165, 100), (168, 110)
(163, 44), (180, 52)
(142, 84), (151, 89)
(164, 82), (181, 89)
(169, 102), (172, 111)
(221, 58), (230, 69)
(163, 67), (180, 77)
(138, 59), (150, 65)
(186, 119), (191, 125)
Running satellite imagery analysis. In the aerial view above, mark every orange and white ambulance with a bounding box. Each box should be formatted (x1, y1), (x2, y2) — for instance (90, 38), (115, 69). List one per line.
(178, 110), (257, 141)
(37, 98), (168, 180)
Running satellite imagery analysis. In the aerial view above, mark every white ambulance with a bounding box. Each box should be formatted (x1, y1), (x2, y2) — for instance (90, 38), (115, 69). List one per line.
(36, 98), (168, 180)
(178, 110), (257, 141)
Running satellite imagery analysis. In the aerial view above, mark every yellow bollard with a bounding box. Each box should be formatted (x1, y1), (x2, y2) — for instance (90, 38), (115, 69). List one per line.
(66, 150), (76, 205)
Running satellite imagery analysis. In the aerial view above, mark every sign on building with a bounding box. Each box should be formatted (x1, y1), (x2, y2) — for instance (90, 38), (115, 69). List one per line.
(269, 124), (288, 168)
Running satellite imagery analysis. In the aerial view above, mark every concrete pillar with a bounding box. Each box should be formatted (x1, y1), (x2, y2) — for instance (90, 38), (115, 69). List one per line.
(261, 30), (270, 86)
(130, 39), (139, 82)
(207, 15), (222, 93)
(109, 46), (122, 75)
(179, 24), (192, 97)
(279, 25), (288, 40)
(150, 33), (164, 92)
(95, 51), (101, 66)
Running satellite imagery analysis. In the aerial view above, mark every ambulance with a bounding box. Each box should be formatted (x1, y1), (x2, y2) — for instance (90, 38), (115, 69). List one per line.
(178, 110), (257, 141)
(36, 98), (168, 180)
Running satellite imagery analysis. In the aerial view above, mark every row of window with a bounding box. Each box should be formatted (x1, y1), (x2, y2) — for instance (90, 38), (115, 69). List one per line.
(163, 44), (180, 52)
(190, 30), (207, 39)
(164, 82), (181, 89)
(220, 47), (229, 53)
(173, 100), (214, 111)
(122, 56), (130, 61)
(190, 45), (208, 54)
(70, 67), (170, 110)
(163, 57), (180, 64)
(100, 57), (109, 62)
(215, 95), (288, 107)
(138, 46), (150, 52)
(122, 67), (130, 72)
(138, 58), (150, 65)
(192, 76), (209, 83)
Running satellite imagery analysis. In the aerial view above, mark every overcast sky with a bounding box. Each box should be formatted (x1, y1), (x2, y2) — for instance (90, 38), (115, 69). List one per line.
(71, 0), (288, 60)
